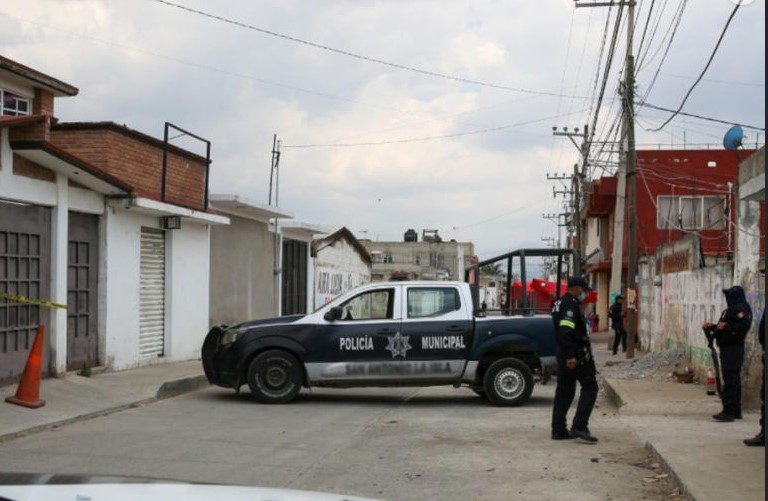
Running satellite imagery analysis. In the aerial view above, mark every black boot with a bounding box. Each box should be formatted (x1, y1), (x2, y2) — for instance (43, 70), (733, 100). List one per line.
(743, 432), (765, 447)
(570, 427), (599, 443)
(551, 429), (574, 440)
(712, 412), (736, 422)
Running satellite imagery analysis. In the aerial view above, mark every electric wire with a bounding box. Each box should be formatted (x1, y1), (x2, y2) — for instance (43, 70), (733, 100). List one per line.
(151, 0), (589, 99)
(648, 1), (744, 132)
(639, 103), (765, 132)
(637, 0), (688, 103)
(282, 108), (589, 148)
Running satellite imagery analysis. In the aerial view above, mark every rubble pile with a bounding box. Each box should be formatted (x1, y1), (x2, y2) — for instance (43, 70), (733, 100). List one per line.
(604, 348), (687, 381)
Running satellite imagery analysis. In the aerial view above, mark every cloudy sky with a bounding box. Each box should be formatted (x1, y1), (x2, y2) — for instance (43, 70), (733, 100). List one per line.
(1, 0), (764, 258)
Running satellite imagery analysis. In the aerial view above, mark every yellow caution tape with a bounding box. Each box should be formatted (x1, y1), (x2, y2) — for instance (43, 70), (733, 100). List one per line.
(0, 292), (67, 309)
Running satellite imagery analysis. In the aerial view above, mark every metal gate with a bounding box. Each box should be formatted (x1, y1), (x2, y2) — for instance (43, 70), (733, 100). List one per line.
(0, 201), (51, 385)
(281, 238), (308, 315)
(139, 227), (165, 358)
(67, 211), (99, 370)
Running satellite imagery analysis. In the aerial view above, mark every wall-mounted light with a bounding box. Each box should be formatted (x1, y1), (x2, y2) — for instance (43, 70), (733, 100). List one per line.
(161, 216), (182, 230)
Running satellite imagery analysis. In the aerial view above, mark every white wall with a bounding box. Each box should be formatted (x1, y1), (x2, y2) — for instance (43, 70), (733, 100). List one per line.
(314, 239), (371, 309)
(104, 206), (211, 370)
(166, 221), (210, 361)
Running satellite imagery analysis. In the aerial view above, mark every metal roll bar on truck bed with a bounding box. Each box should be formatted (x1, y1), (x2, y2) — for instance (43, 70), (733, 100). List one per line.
(464, 248), (581, 317)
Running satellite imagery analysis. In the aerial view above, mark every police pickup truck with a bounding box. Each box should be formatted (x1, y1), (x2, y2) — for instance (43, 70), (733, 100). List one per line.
(202, 281), (557, 406)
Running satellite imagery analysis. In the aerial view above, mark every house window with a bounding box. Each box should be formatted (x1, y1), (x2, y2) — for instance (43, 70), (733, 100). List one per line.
(657, 195), (726, 230)
(1, 90), (31, 116)
(383, 252), (393, 264)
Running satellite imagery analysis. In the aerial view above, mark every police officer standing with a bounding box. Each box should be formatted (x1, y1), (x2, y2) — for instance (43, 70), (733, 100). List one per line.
(702, 286), (753, 422)
(609, 295), (627, 355)
(551, 276), (599, 443)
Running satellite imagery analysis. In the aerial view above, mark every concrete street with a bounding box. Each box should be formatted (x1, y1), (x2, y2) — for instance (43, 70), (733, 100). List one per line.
(0, 382), (676, 501)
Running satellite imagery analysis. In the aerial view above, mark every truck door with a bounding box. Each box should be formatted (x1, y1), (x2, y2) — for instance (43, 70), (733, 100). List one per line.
(307, 286), (405, 383)
(398, 285), (473, 380)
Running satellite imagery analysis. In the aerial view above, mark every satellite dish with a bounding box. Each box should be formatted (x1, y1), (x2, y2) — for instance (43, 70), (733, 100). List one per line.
(723, 125), (744, 150)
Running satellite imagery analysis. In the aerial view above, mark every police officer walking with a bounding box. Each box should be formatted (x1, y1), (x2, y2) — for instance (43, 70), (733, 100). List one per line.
(609, 295), (627, 355)
(702, 286), (753, 422)
(551, 276), (599, 443)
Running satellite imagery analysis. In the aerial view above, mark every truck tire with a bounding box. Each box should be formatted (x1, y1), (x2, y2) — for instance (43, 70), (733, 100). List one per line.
(483, 358), (534, 407)
(247, 349), (303, 404)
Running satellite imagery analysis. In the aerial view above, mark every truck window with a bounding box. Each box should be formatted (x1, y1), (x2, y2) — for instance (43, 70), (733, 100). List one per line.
(339, 289), (394, 321)
(407, 287), (460, 318)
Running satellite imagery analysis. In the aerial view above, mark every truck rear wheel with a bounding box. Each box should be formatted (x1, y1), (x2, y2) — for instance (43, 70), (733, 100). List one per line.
(247, 349), (302, 404)
(483, 358), (534, 406)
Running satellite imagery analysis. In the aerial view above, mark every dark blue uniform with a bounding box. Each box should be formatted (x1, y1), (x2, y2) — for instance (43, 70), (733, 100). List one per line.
(609, 300), (626, 355)
(551, 293), (598, 434)
(714, 286), (753, 418)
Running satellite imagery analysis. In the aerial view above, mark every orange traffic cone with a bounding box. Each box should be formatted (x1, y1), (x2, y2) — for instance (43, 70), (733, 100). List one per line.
(5, 325), (46, 409)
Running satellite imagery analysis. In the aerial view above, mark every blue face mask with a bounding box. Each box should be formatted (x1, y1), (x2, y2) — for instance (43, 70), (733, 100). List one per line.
(577, 291), (589, 302)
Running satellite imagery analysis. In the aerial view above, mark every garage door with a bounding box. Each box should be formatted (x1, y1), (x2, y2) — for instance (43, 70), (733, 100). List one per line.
(0, 201), (51, 385)
(139, 227), (165, 359)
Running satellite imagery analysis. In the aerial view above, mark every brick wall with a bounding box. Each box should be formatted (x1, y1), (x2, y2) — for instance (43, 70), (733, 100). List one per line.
(32, 88), (55, 116)
(12, 153), (55, 182)
(8, 116), (51, 142)
(51, 126), (207, 210)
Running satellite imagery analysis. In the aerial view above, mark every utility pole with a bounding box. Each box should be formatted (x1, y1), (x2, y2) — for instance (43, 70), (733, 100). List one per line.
(624, 1), (638, 359)
(575, 0), (637, 358)
(268, 134), (283, 317)
(552, 126), (589, 264)
(543, 212), (572, 249)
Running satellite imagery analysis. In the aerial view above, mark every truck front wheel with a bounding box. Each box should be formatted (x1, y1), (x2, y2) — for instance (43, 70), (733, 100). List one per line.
(247, 349), (302, 404)
(483, 358), (534, 406)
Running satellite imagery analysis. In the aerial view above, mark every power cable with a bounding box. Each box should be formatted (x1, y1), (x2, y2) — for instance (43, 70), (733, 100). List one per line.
(151, 0), (589, 99)
(283, 108), (589, 148)
(648, 1), (743, 132)
(639, 102), (765, 132)
(637, 0), (687, 103)
(585, 3), (625, 171)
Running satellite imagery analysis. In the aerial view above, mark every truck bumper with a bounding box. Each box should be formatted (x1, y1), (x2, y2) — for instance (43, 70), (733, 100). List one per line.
(201, 326), (241, 389)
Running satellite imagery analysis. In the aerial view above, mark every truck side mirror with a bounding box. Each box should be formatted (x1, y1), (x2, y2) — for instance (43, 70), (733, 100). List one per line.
(324, 306), (344, 322)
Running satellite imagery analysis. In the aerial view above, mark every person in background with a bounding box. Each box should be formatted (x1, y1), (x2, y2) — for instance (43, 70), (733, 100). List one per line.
(744, 310), (765, 446)
(609, 295), (627, 355)
(702, 286), (753, 422)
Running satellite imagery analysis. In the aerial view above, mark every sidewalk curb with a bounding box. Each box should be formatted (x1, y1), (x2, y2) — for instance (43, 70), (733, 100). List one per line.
(602, 378), (626, 408)
(602, 378), (693, 500)
(645, 440), (694, 501)
(0, 374), (210, 444)
(156, 375), (209, 399)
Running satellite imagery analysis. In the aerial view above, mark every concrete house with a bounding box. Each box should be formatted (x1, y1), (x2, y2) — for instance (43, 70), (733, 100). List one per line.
(311, 227), (372, 310)
(0, 55), (227, 383)
(208, 194), (293, 325)
(581, 148), (757, 332)
(208, 197), (326, 325)
(362, 229), (474, 282)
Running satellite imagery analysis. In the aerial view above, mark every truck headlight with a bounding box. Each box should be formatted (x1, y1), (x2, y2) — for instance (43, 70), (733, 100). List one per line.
(220, 326), (248, 346)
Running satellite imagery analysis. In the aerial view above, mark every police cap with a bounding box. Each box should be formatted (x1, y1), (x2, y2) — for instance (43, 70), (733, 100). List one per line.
(567, 276), (590, 289)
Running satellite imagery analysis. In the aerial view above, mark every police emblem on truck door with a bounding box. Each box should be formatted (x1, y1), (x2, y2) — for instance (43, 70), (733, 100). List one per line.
(385, 332), (412, 358)
(305, 286), (405, 382)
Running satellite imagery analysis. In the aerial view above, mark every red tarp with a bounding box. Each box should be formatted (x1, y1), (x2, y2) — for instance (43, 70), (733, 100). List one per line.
(510, 278), (597, 307)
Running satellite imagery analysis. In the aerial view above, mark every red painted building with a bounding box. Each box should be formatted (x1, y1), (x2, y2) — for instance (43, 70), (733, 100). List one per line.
(587, 148), (763, 271)
(583, 148), (765, 330)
